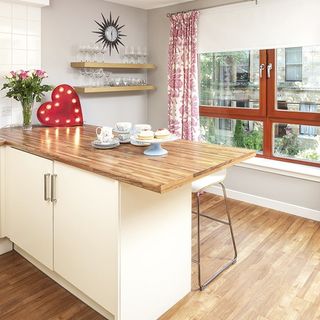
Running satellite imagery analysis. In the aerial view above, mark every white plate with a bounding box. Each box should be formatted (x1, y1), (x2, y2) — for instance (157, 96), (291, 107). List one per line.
(130, 139), (151, 147)
(132, 134), (178, 144)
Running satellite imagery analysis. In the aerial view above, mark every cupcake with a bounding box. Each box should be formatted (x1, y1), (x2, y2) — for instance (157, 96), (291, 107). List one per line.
(138, 129), (154, 140)
(155, 128), (171, 139)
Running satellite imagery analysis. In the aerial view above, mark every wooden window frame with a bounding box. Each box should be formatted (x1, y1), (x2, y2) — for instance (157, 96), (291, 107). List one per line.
(199, 49), (320, 168)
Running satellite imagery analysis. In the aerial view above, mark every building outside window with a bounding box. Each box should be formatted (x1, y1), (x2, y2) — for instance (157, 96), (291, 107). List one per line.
(285, 47), (303, 82)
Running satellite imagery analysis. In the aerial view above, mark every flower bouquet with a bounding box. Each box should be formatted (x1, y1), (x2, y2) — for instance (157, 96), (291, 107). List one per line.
(1, 70), (51, 130)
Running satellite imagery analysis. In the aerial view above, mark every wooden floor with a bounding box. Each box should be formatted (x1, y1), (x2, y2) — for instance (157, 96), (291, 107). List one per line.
(0, 195), (320, 320)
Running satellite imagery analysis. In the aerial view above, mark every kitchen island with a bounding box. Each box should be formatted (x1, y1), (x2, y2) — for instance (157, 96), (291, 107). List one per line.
(0, 125), (255, 320)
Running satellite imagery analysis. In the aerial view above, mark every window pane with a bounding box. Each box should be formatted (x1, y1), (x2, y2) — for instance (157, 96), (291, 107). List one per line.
(199, 50), (260, 109)
(277, 46), (320, 112)
(273, 123), (320, 163)
(200, 116), (263, 152)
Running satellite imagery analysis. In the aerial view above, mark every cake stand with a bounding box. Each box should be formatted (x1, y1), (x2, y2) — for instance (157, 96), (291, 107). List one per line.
(131, 135), (178, 156)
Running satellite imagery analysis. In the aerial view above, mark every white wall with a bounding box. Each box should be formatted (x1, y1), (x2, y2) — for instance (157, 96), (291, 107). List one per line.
(147, 0), (320, 218)
(42, 0), (148, 127)
(0, 0), (41, 127)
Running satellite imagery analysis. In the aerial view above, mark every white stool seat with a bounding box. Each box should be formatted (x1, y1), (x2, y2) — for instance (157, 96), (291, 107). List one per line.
(192, 169), (226, 193)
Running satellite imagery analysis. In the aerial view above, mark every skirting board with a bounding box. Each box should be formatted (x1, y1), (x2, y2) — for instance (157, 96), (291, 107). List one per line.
(0, 238), (13, 255)
(14, 245), (114, 320)
(206, 185), (320, 222)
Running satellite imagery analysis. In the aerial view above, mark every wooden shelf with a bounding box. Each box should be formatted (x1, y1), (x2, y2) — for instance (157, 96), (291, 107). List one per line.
(74, 85), (156, 94)
(71, 62), (156, 70)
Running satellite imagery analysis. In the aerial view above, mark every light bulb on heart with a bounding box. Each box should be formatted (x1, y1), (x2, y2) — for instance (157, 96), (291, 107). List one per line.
(37, 84), (83, 127)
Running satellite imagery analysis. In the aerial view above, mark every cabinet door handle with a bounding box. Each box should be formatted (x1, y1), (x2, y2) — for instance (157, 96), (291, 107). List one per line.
(44, 174), (51, 202)
(51, 174), (57, 203)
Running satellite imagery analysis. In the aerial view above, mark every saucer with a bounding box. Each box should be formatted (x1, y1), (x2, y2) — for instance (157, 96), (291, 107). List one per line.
(92, 139), (120, 149)
(119, 139), (131, 144)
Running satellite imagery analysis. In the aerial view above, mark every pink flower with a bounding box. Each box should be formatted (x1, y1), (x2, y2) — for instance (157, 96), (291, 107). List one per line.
(10, 71), (16, 77)
(19, 71), (28, 80)
(35, 69), (47, 78)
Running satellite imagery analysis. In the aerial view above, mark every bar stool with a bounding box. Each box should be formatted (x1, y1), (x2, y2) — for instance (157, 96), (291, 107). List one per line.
(192, 169), (237, 291)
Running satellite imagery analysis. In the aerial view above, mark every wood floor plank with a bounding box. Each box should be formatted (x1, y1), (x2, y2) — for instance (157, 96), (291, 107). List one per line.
(161, 195), (320, 320)
(0, 252), (105, 320)
(1, 195), (320, 320)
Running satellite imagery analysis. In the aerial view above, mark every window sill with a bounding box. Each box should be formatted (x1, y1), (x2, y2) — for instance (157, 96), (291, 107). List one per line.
(236, 157), (320, 182)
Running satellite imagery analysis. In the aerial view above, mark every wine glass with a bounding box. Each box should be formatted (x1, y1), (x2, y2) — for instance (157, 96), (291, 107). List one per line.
(79, 68), (87, 86)
(93, 43), (100, 62)
(84, 68), (94, 86)
(128, 46), (135, 64)
(95, 69), (104, 86)
(142, 46), (148, 64)
(78, 44), (86, 62)
(104, 71), (112, 86)
(136, 46), (142, 64)
(101, 44), (107, 63)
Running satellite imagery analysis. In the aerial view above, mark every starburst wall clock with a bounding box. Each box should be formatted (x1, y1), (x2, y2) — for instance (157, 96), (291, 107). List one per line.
(93, 12), (126, 55)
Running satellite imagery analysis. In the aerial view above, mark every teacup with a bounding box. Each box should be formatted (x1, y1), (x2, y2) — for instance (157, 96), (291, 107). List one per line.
(117, 132), (131, 142)
(116, 122), (132, 132)
(134, 124), (151, 134)
(96, 126), (113, 143)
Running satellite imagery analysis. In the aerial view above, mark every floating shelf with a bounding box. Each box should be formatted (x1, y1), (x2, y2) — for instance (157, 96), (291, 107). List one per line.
(71, 62), (156, 70)
(74, 85), (156, 94)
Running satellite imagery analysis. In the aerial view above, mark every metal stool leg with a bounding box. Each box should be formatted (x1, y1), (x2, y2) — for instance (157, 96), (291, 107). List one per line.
(195, 183), (238, 291)
(220, 182), (237, 261)
(196, 192), (202, 290)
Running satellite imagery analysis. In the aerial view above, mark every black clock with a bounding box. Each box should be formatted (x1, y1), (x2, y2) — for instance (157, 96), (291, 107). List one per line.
(93, 12), (126, 55)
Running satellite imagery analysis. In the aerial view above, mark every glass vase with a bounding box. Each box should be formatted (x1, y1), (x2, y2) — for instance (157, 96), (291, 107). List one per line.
(21, 99), (34, 130)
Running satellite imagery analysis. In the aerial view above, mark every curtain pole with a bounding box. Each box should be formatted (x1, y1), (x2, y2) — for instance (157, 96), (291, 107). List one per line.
(166, 0), (257, 17)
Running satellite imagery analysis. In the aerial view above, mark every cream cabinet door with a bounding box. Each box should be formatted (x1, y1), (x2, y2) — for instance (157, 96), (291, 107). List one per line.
(6, 147), (53, 269)
(53, 162), (119, 315)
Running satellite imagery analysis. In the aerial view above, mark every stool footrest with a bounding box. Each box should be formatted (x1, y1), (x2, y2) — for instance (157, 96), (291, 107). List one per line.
(192, 211), (230, 225)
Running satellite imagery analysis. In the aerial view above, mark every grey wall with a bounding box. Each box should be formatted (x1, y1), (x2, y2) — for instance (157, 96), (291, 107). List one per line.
(42, 0), (148, 127)
(147, 0), (320, 213)
(225, 166), (320, 211)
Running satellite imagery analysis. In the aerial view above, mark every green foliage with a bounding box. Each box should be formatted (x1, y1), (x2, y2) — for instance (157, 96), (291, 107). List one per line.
(1, 70), (51, 104)
(274, 132), (301, 156)
(233, 120), (263, 151)
(233, 120), (245, 148)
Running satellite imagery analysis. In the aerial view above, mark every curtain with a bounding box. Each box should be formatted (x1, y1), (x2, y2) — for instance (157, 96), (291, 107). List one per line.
(168, 11), (200, 141)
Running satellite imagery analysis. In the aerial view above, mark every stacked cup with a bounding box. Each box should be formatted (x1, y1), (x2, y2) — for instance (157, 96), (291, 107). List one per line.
(113, 122), (132, 143)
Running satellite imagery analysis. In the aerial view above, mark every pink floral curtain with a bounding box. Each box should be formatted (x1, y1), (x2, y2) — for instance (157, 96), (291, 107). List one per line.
(168, 11), (200, 141)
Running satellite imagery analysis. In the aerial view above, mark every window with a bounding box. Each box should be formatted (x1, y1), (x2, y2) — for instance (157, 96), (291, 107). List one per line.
(299, 103), (318, 135)
(199, 46), (320, 167)
(218, 118), (232, 131)
(285, 47), (302, 82)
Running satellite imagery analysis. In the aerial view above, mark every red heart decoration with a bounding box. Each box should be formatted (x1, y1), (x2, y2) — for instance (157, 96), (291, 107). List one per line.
(37, 84), (83, 127)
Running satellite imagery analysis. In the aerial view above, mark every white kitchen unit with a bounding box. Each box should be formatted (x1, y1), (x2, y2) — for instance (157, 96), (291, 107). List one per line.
(2, 146), (192, 320)
(0, 146), (12, 254)
(0, 125), (254, 320)
(54, 162), (119, 315)
(6, 147), (54, 269)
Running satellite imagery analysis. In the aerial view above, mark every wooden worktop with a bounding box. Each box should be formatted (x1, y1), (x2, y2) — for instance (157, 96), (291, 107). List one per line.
(0, 125), (255, 193)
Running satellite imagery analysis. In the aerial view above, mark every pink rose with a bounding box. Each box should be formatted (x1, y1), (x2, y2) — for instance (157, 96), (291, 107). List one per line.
(20, 71), (28, 80)
(35, 69), (47, 78)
